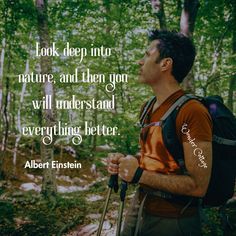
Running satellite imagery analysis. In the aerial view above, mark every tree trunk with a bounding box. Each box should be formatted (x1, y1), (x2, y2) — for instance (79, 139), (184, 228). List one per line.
(0, 38), (5, 113)
(36, 0), (57, 199)
(2, 47), (11, 152)
(150, 0), (167, 29)
(0, 40), (3, 175)
(228, 76), (236, 112)
(180, 0), (200, 92)
(92, 88), (98, 152)
(0, 49), (11, 179)
(180, 0), (200, 37)
(13, 58), (29, 174)
(11, 92), (16, 133)
(228, 2), (236, 112)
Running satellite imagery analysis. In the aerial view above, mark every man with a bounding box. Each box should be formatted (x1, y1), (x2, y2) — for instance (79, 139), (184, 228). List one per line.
(107, 30), (212, 236)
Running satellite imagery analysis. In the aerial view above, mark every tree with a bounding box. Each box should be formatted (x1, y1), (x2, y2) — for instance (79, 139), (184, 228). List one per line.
(36, 0), (57, 199)
(0, 0), (17, 178)
(227, 0), (236, 111)
(180, 0), (200, 92)
(150, 0), (167, 29)
(150, 0), (200, 92)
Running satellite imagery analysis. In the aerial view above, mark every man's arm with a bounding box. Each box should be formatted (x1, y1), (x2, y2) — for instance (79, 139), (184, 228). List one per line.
(119, 141), (212, 197)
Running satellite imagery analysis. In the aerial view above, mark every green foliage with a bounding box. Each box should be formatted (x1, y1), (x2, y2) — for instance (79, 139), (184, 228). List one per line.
(0, 192), (86, 236)
(0, 200), (15, 234)
(0, 1), (235, 234)
(89, 180), (107, 193)
(201, 208), (224, 236)
(0, 0), (234, 150)
(0, 200), (14, 223)
(105, 113), (140, 155)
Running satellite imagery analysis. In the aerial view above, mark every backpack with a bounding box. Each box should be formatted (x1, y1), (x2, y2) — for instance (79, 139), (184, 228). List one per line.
(139, 94), (236, 207)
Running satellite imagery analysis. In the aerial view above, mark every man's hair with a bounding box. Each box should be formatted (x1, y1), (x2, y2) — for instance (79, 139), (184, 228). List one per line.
(148, 30), (196, 83)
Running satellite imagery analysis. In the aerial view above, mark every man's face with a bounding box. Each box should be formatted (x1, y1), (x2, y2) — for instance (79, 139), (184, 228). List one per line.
(138, 40), (162, 85)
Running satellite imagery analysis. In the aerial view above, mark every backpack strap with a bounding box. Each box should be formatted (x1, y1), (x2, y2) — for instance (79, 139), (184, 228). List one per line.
(160, 94), (201, 205)
(213, 135), (236, 146)
(160, 94), (197, 122)
(162, 95), (236, 147)
(139, 96), (156, 127)
(138, 94), (201, 205)
(138, 94), (199, 177)
(160, 94), (199, 172)
(138, 94), (197, 128)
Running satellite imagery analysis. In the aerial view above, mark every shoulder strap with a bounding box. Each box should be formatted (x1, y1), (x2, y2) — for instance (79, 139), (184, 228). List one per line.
(160, 94), (197, 122)
(160, 94), (198, 173)
(139, 94), (198, 127)
(139, 96), (156, 127)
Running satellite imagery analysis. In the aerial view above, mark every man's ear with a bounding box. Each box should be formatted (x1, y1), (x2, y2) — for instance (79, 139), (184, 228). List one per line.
(160, 58), (173, 72)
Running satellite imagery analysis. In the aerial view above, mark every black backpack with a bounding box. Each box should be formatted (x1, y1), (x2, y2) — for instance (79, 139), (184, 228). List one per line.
(139, 94), (236, 207)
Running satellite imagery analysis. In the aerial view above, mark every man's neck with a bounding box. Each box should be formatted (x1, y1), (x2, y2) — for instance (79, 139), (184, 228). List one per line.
(151, 79), (181, 106)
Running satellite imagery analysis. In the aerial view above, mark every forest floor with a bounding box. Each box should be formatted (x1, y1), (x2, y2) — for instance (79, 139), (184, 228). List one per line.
(0, 140), (235, 236)
(0, 140), (137, 236)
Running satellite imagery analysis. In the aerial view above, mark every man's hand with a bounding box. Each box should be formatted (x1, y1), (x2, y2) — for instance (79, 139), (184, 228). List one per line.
(107, 153), (124, 175)
(118, 155), (139, 182)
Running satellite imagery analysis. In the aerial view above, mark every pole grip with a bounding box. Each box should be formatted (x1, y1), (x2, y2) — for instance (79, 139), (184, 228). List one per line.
(120, 180), (128, 202)
(108, 174), (119, 193)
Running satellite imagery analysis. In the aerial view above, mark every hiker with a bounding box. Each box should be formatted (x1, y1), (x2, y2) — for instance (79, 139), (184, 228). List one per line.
(107, 30), (213, 236)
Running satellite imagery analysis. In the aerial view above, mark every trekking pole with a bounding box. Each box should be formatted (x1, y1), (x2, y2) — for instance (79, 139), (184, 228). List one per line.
(97, 174), (119, 236)
(116, 180), (128, 236)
